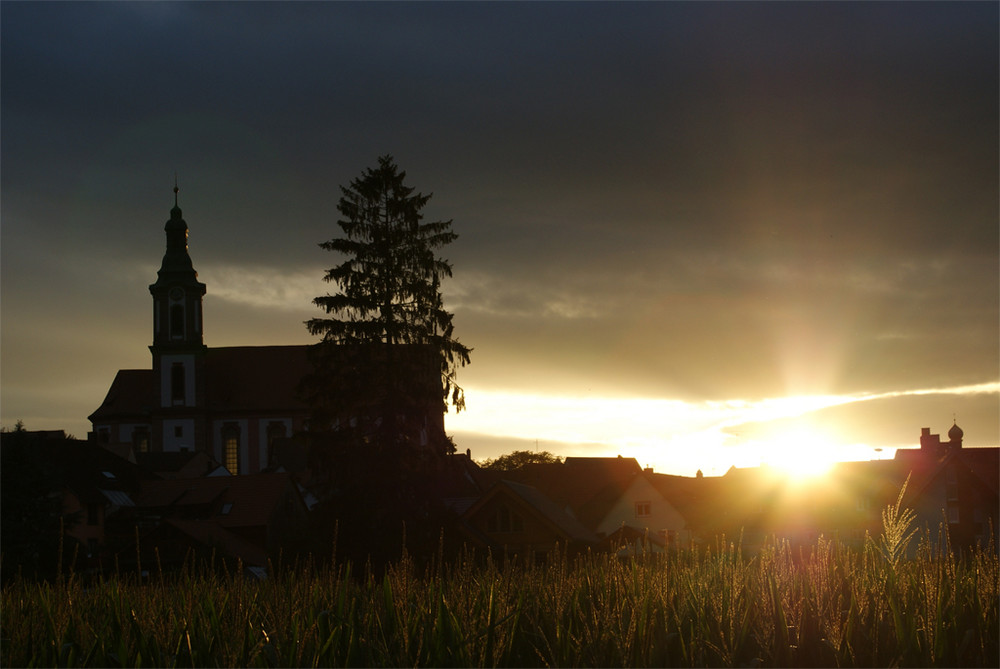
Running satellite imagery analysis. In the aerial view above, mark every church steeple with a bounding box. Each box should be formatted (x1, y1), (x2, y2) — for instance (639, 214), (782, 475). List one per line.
(149, 184), (207, 351)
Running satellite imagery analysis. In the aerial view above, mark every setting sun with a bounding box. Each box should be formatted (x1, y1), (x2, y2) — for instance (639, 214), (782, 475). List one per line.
(760, 428), (838, 479)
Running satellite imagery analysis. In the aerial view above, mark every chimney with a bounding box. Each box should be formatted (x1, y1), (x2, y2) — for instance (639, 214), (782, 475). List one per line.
(919, 427), (941, 452)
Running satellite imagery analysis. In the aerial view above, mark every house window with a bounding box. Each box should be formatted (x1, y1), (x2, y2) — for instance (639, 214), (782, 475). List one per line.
(266, 421), (287, 467)
(87, 538), (99, 558)
(174, 425), (184, 438)
(222, 423), (240, 475)
(947, 504), (960, 524)
(635, 501), (651, 517)
(170, 303), (184, 339)
(487, 504), (523, 533)
(132, 426), (150, 453)
(171, 363), (186, 404)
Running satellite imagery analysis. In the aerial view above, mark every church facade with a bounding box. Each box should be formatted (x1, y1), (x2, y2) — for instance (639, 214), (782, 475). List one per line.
(90, 193), (315, 474)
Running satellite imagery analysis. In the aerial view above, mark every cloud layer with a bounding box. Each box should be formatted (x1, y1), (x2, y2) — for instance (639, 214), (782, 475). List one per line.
(2, 3), (996, 470)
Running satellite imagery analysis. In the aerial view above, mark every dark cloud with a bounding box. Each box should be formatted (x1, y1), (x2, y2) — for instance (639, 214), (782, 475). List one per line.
(2, 2), (996, 457)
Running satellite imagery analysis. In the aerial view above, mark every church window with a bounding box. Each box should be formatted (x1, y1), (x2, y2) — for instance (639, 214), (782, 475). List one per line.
(171, 363), (186, 404)
(170, 303), (184, 339)
(223, 423), (240, 475)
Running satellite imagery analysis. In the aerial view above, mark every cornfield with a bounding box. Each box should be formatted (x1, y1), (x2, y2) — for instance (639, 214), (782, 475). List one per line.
(2, 527), (997, 668)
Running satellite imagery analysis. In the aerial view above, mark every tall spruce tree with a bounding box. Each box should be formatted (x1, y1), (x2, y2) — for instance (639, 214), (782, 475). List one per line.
(304, 156), (471, 560)
(304, 155), (469, 478)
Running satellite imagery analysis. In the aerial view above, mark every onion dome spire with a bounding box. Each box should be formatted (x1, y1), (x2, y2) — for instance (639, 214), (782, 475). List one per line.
(948, 420), (964, 443)
(151, 180), (204, 291)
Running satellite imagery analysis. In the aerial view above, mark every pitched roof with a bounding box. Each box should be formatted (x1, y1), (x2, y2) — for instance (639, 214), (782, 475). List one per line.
(955, 447), (999, 493)
(134, 472), (303, 529)
(89, 369), (156, 421)
(0, 432), (155, 500)
(90, 343), (447, 421)
(162, 518), (269, 567)
(89, 346), (314, 421)
(204, 346), (312, 413)
(468, 480), (598, 544)
(136, 451), (220, 479)
(502, 456), (642, 513)
(896, 446), (1000, 507)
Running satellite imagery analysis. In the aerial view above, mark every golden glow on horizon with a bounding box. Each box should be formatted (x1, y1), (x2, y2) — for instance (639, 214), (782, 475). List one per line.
(447, 382), (999, 475)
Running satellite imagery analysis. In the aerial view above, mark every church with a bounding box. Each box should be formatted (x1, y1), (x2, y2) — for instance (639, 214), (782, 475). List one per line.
(89, 190), (445, 474)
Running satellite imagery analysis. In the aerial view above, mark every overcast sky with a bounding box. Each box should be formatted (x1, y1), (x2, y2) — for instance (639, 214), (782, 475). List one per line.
(2, 2), (997, 475)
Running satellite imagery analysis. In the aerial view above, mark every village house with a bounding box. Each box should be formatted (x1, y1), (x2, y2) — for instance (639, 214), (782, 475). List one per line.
(459, 425), (997, 559)
(897, 424), (998, 551)
(651, 423), (997, 554)
(0, 429), (154, 570)
(127, 472), (311, 574)
(461, 456), (690, 556)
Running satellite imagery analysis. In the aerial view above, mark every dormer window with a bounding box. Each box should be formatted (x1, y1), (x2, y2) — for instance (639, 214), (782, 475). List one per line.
(220, 502), (233, 515)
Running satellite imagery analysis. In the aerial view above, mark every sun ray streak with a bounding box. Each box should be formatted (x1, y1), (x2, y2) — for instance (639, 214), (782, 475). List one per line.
(449, 382), (999, 474)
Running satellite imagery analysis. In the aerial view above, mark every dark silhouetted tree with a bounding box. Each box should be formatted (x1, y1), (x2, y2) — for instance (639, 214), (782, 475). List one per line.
(302, 155), (471, 563)
(480, 450), (563, 471)
(1, 423), (77, 581)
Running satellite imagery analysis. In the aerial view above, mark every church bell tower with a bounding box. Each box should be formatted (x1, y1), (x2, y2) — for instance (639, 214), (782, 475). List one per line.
(149, 185), (207, 451)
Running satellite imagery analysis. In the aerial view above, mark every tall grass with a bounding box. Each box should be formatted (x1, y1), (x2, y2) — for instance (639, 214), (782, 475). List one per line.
(2, 532), (997, 666)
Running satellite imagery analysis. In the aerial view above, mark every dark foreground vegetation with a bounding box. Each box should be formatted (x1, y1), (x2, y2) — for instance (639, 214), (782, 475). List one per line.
(2, 530), (997, 668)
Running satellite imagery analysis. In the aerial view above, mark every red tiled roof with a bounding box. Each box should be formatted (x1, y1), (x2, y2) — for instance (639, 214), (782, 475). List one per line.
(89, 347), (314, 420)
(502, 456), (642, 511)
(163, 519), (269, 567)
(89, 370), (156, 421)
(465, 480), (599, 544)
(958, 447), (999, 493)
(90, 343), (445, 421)
(135, 472), (302, 529)
(204, 346), (312, 413)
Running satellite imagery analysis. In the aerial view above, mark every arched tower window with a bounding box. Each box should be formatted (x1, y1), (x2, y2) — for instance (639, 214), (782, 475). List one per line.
(222, 423), (240, 474)
(170, 303), (184, 339)
(171, 363), (186, 404)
